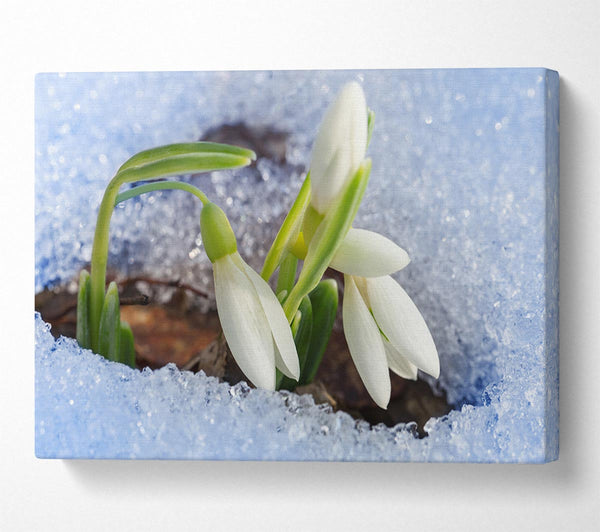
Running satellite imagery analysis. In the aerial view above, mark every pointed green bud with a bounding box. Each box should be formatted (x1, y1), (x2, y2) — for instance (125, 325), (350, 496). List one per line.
(200, 202), (237, 262)
(76, 269), (91, 349)
(98, 281), (121, 362)
(119, 321), (136, 369)
(301, 278), (338, 385)
(278, 295), (313, 391)
(275, 252), (298, 298)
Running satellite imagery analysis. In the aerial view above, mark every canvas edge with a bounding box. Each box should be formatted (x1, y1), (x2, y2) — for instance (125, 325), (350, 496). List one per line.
(543, 68), (560, 462)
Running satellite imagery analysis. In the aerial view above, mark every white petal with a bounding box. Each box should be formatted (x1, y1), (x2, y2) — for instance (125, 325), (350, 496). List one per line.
(310, 82), (367, 214)
(329, 228), (410, 277)
(367, 276), (440, 378)
(383, 339), (418, 380)
(234, 254), (300, 380)
(342, 275), (391, 409)
(213, 255), (276, 390)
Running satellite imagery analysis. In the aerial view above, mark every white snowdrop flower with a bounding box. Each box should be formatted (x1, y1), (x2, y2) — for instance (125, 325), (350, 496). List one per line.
(342, 274), (439, 409)
(329, 227), (410, 278)
(201, 202), (300, 391)
(309, 81), (368, 215)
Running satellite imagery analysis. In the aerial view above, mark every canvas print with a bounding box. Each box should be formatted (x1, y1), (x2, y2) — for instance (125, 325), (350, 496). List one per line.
(35, 69), (559, 462)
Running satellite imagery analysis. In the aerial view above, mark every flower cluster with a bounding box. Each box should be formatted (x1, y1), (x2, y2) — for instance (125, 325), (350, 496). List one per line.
(78, 81), (439, 410)
(305, 82), (439, 408)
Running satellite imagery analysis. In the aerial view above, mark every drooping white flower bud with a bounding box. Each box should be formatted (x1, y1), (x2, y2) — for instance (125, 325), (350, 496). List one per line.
(342, 273), (439, 409)
(213, 252), (300, 390)
(201, 202), (300, 390)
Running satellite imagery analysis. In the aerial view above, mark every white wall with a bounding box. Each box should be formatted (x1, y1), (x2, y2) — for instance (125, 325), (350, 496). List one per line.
(1, 1), (598, 530)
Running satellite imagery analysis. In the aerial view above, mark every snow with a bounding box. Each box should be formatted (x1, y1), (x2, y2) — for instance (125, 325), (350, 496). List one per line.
(35, 69), (559, 461)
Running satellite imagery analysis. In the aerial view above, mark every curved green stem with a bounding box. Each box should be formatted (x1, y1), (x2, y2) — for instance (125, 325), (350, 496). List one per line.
(261, 174), (311, 281)
(115, 181), (209, 206)
(89, 180), (121, 351)
(88, 142), (255, 351)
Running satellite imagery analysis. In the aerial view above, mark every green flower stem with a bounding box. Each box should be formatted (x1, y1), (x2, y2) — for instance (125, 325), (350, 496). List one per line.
(275, 252), (298, 298)
(88, 143), (255, 351)
(89, 181), (122, 351)
(115, 181), (209, 206)
(282, 159), (371, 322)
(261, 174), (311, 281)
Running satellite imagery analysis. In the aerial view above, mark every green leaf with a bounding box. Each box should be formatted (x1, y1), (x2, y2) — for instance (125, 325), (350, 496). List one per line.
(98, 282), (121, 362)
(275, 252), (298, 299)
(261, 174), (312, 281)
(295, 295), (314, 372)
(276, 290), (288, 305)
(119, 321), (136, 369)
(275, 368), (285, 390)
(116, 153), (253, 185)
(282, 159), (371, 320)
(76, 269), (91, 349)
(301, 279), (338, 385)
(117, 142), (256, 173)
(278, 295), (313, 391)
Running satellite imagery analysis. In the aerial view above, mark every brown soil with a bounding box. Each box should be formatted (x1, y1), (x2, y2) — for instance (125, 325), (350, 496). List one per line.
(35, 274), (451, 436)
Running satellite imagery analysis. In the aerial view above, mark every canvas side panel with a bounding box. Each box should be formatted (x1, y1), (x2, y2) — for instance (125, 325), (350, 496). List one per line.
(544, 69), (560, 461)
